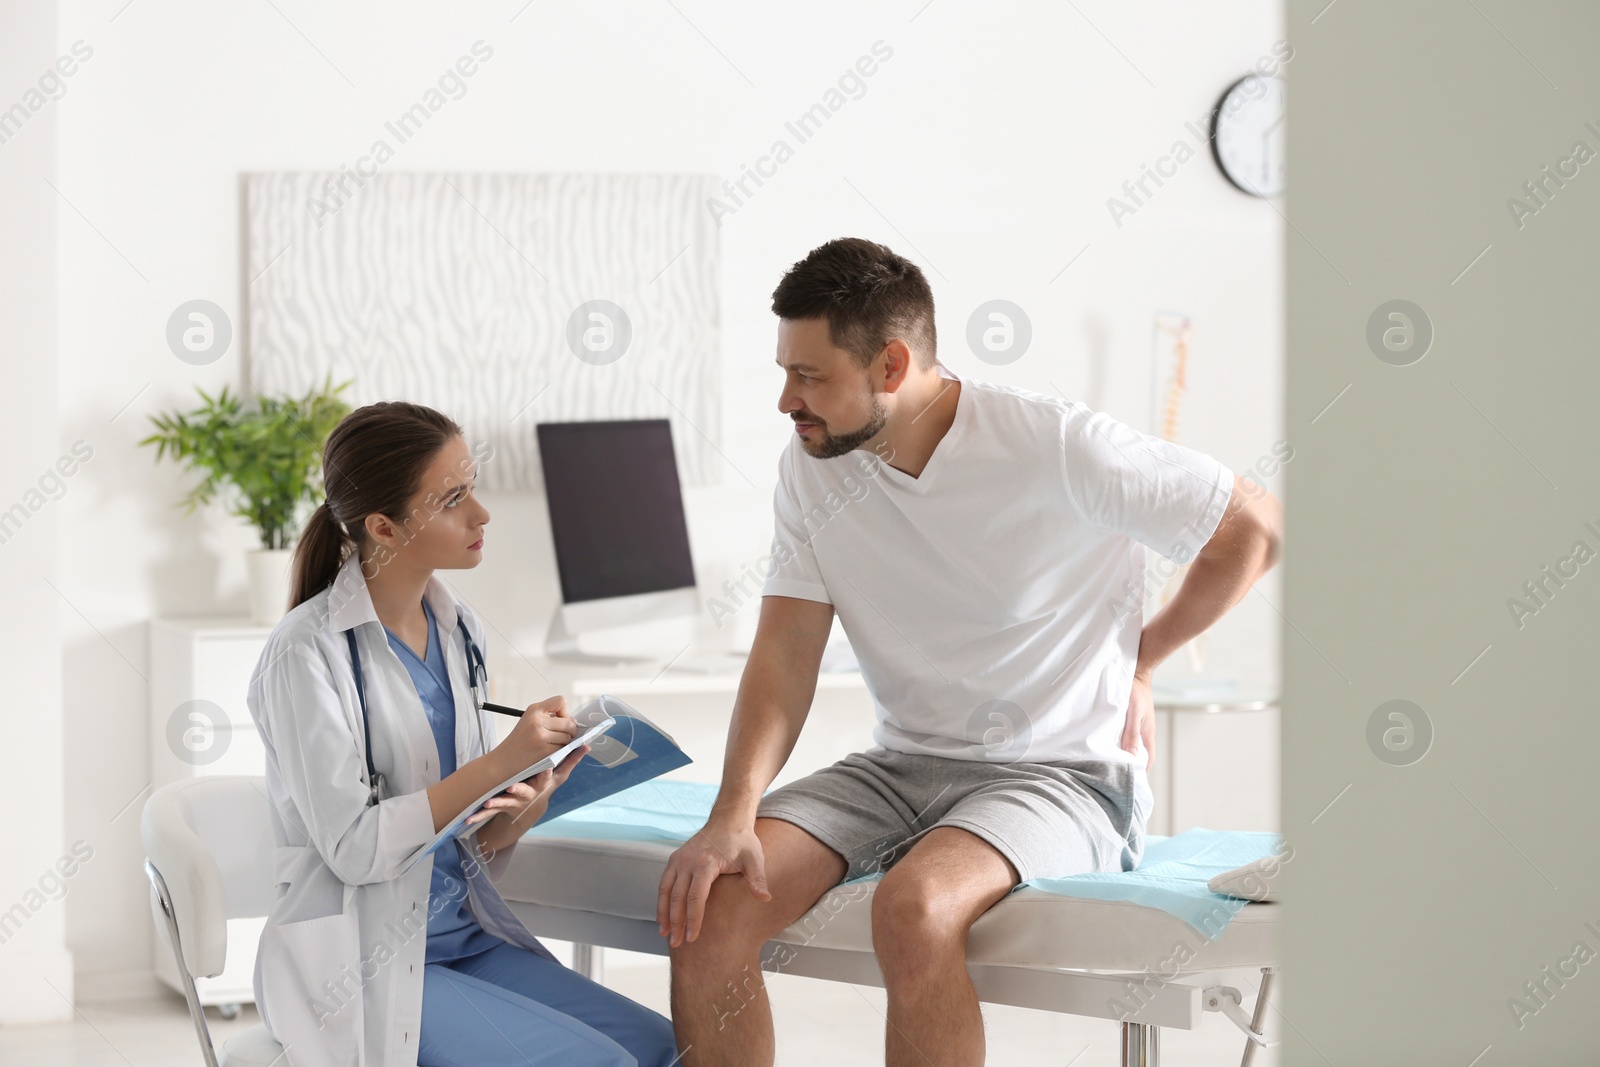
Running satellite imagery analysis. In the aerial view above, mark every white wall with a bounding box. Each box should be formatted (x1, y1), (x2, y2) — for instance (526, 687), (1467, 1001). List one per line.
(0, 0), (76, 1024)
(43, 0), (1284, 984)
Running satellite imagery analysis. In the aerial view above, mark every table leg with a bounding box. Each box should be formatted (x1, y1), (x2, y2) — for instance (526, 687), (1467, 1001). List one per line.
(1121, 1021), (1160, 1066)
(573, 942), (604, 983)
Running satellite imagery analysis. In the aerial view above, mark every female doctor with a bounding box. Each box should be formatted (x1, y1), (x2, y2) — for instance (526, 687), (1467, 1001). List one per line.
(248, 401), (680, 1067)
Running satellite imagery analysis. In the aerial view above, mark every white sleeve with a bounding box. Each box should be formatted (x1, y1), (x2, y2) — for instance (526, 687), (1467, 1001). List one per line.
(1060, 403), (1235, 563)
(249, 638), (436, 886)
(760, 446), (833, 605)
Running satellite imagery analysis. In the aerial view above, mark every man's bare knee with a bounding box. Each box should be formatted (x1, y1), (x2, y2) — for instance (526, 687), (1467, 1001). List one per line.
(671, 873), (772, 960)
(671, 818), (847, 959)
(869, 827), (1017, 979)
(872, 877), (966, 945)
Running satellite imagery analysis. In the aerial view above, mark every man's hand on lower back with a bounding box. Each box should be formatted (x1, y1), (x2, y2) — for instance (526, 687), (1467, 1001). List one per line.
(1121, 671), (1156, 773)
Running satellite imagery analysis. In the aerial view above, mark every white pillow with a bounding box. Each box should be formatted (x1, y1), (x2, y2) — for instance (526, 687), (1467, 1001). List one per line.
(1207, 856), (1282, 902)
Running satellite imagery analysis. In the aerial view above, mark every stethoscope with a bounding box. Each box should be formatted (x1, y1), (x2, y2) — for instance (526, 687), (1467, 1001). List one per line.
(344, 616), (490, 808)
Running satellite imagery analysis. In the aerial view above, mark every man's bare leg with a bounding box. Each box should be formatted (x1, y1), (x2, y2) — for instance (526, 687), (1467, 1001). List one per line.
(870, 826), (1020, 1067)
(668, 817), (848, 1067)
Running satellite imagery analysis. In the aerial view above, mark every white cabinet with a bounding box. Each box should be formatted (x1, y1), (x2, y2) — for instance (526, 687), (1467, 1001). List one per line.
(147, 618), (271, 1009)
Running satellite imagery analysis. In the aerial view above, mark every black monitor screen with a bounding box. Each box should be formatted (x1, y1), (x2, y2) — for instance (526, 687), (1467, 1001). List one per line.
(536, 419), (697, 604)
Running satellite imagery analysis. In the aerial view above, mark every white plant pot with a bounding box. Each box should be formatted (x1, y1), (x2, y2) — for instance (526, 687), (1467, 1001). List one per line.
(246, 548), (294, 627)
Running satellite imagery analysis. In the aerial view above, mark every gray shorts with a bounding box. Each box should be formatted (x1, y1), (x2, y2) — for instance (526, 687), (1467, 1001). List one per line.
(755, 746), (1154, 885)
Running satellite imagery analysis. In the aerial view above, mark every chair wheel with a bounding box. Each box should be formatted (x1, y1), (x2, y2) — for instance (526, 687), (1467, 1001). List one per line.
(217, 1002), (240, 1020)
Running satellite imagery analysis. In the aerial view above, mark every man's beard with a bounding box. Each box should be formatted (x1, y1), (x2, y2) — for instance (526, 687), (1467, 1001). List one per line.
(799, 391), (889, 459)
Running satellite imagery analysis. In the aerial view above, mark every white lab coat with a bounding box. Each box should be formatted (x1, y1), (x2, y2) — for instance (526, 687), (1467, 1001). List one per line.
(246, 551), (557, 1066)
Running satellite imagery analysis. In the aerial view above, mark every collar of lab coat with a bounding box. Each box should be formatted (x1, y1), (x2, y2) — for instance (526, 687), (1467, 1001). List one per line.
(325, 549), (465, 638)
(321, 547), (491, 799)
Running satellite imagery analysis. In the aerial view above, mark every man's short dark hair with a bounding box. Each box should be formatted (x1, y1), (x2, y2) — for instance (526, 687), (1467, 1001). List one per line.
(770, 237), (937, 369)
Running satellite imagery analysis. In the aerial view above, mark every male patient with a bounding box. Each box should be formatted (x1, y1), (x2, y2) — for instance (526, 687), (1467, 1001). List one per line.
(657, 237), (1282, 1066)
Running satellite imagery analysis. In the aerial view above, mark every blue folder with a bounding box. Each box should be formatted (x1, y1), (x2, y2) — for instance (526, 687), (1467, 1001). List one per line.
(538, 697), (694, 822)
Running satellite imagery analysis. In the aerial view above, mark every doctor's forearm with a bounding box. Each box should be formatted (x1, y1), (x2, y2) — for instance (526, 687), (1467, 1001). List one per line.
(425, 748), (520, 833)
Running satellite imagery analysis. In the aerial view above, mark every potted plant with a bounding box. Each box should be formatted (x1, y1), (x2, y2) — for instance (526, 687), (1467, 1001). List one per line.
(142, 376), (352, 625)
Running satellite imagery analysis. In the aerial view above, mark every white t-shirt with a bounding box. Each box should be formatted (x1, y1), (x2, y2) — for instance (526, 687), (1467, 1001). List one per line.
(760, 369), (1234, 769)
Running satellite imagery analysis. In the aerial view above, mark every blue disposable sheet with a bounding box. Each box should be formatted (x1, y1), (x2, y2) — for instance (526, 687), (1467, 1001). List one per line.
(524, 779), (723, 846)
(1017, 829), (1280, 940)
(524, 780), (1280, 940)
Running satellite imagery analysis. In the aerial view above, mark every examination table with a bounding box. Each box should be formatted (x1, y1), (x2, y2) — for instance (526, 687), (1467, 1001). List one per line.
(497, 781), (1282, 1067)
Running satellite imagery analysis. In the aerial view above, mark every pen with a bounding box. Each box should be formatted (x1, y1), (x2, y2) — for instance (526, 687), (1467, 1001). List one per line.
(481, 702), (586, 732)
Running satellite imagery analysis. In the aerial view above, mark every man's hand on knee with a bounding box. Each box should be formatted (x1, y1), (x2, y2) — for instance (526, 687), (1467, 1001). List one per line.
(657, 819), (772, 947)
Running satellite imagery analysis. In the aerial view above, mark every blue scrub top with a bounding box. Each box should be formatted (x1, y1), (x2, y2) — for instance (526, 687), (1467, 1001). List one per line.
(385, 598), (501, 964)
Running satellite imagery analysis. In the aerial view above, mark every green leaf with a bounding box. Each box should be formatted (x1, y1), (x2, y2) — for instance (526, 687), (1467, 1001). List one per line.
(140, 378), (355, 548)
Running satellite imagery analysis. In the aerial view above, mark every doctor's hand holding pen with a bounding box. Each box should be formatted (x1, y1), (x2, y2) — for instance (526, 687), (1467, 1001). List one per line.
(423, 695), (589, 849)
(467, 720), (592, 854)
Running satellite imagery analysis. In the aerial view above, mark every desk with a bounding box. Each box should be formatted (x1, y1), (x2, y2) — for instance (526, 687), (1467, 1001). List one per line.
(491, 654), (867, 703)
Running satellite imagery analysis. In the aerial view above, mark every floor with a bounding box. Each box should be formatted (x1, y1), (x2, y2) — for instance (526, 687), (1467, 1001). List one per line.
(0, 951), (1280, 1065)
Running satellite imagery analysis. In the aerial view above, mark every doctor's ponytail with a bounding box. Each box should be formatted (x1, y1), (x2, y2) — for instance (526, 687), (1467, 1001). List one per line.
(290, 502), (347, 610)
(289, 401), (464, 610)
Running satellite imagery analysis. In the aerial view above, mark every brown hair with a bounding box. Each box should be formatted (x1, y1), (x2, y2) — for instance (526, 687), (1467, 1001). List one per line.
(770, 237), (937, 369)
(290, 401), (463, 609)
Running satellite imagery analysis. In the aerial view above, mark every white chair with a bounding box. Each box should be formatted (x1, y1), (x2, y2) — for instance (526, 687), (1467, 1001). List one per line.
(141, 775), (287, 1067)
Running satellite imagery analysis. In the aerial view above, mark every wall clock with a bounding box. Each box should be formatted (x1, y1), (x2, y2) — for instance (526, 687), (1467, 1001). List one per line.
(1211, 74), (1286, 198)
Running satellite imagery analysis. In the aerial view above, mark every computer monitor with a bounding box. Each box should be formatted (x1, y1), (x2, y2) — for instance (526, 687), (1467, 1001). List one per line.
(536, 419), (699, 662)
